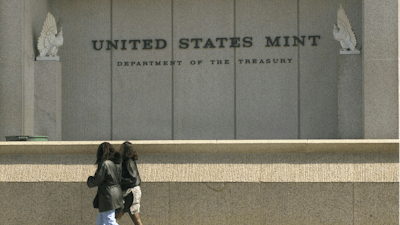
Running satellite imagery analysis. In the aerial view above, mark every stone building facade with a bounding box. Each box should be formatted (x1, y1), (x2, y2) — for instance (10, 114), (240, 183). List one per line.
(0, 0), (398, 224)
(0, 0), (397, 141)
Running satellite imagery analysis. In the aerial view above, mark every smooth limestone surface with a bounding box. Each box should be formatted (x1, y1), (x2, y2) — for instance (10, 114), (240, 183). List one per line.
(49, 0), (113, 141)
(112, 0), (173, 140)
(34, 61), (62, 141)
(364, 60), (399, 138)
(0, 182), (397, 225)
(363, 0), (399, 139)
(172, 0), (235, 139)
(354, 183), (399, 225)
(0, 1), (397, 141)
(0, 0), (48, 140)
(44, 0), (395, 140)
(0, 1), (24, 139)
(299, 0), (361, 139)
(338, 54), (362, 139)
(235, 0), (298, 139)
(24, 0), (48, 137)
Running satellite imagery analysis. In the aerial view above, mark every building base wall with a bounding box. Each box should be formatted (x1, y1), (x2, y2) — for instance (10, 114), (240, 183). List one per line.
(0, 140), (397, 224)
(0, 182), (398, 225)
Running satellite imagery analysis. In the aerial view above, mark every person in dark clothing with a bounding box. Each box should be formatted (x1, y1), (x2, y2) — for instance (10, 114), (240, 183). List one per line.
(87, 142), (124, 225)
(115, 141), (143, 225)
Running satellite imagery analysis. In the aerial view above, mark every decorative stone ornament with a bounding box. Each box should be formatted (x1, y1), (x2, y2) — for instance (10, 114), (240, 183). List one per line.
(333, 4), (360, 54)
(37, 12), (63, 61)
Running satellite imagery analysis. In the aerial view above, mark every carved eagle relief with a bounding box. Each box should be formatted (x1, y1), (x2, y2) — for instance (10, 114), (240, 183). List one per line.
(38, 12), (63, 58)
(333, 4), (359, 53)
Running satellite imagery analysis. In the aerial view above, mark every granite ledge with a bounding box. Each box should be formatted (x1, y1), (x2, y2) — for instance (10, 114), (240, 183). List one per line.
(0, 139), (397, 155)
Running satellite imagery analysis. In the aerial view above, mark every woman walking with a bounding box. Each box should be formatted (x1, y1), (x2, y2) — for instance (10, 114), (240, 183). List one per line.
(115, 141), (143, 225)
(87, 142), (124, 225)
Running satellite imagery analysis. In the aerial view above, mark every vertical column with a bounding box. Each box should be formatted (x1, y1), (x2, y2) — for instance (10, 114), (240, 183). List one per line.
(363, 0), (399, 138)
(34, 61), (62, 141)
(338, 55), (363, 139)
(0, 1), (32, 140)
(24, 0), (49, 138)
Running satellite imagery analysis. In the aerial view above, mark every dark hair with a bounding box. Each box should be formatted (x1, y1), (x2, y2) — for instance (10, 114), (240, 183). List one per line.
(95, 142), (116, 165)
(119, 141), (138, 161)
